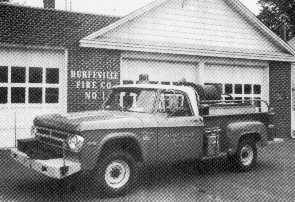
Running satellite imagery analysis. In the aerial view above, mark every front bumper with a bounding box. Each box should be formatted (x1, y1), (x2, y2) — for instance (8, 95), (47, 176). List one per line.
(10, 148), (81, 179)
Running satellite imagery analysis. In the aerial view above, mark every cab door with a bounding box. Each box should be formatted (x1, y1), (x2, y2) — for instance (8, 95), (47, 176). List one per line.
(156, 90), (204, 163)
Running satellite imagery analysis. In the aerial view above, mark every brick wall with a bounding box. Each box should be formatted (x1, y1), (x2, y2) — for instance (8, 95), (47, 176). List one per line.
(269, 61), (291, 138)
(67, 47), (121, 112)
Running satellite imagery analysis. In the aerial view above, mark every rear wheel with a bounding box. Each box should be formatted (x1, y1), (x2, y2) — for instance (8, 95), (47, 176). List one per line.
(92, 151), (138, 196)
(232, 140), (257, 171)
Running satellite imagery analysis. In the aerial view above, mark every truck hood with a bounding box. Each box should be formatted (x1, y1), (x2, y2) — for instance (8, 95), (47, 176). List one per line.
(33, 110), (149, 132)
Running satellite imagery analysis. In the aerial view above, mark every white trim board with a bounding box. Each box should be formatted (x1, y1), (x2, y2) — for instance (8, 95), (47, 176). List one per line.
(81, 40), (295, 62)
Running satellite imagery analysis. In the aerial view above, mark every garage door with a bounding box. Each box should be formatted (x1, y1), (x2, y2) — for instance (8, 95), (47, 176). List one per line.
(204, 64), (267, 103)
(121, 59), (198, 85)
(0, 48), (66, 148)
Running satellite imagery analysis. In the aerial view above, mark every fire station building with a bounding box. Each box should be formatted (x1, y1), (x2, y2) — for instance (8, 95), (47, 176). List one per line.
(1, 0), (295, 148)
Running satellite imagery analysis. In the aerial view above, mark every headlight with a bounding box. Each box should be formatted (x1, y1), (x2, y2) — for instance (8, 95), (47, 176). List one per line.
(67, 135), (84, 153)
(31, 126), (37, 137)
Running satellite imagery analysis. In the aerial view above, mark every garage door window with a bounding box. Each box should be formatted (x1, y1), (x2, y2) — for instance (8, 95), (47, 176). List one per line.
(46, 88), (59, 103)
(234, 84), (242, 94)
(11, 87), (25, 103)
(244, 84), (252, 94)
(0, 66), (60, 105)
(29, 67), (42, 83)
(0, 66), (8, 83)
(46, 68), (59, 84)
(11, 67), (26, 83)
(224, 84), (233, 94)
(0, 87), (7, 104)
(206, 83), (262, 102)
(254, 85), (261, 94)
(29, 87), (42, 103)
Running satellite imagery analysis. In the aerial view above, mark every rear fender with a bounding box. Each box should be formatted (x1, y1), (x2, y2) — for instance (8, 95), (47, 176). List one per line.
(226, 121), (267, 155)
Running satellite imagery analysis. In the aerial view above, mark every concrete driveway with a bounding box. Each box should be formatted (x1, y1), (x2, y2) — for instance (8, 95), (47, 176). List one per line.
(0, 140), (295, 202)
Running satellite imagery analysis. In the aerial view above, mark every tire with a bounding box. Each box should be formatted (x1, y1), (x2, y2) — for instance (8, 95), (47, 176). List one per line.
(232, 139), (257, 172)
(92, 151), (138, 196)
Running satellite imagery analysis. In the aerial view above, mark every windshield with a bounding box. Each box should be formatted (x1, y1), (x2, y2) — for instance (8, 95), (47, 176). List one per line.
(104, 88), (158, 113)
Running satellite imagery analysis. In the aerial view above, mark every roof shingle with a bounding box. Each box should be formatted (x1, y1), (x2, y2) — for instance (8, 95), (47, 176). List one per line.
(0, 3), (119, 48)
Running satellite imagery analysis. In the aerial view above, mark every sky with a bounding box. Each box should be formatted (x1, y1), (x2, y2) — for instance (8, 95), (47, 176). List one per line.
(10, 0), (261, 16)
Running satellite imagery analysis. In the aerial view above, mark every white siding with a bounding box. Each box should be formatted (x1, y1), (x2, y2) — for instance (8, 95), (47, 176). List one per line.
(98, 0), (284, 54)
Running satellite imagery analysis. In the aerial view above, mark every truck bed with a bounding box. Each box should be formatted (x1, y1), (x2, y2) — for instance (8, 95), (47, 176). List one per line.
(201, 99), (271, 154)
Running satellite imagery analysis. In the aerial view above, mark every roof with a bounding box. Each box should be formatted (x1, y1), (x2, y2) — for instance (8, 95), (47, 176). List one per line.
(0, 3), (120, 48)
(80, 0), (295, 62)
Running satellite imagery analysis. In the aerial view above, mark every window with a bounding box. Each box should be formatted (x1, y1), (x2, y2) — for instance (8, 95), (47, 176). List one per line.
(254, 85), (261, 94)
(159, 91), (192, 116)
(216, 83), (263, 104)
(11, 67), (26, 83)
(0, 66), (8, 83)
(29, 67), (43, 83)
(225, 84), (233, 94)
(104, 89), (157, 113)
(0, 87), (7, 103)
(234, 84), (242, 94)
(29, 88), (42, 103)
(11, 87), (25, 103)
(46, 88), (59, 103)
(46, 68), (59, 84)
(244, 84), (252, 94)
(0, 66), (60, 105)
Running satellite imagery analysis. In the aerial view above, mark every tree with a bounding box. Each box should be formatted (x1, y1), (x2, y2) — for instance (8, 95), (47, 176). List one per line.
(257, 0), (295, 40)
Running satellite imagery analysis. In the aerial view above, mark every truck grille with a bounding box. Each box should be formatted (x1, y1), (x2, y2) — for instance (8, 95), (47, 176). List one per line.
(35, 127), (71, 149)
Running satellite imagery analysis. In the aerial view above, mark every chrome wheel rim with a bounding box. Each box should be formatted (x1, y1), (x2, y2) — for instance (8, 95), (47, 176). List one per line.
(240, 145), (254, 166)
(105, 160), (130, 189)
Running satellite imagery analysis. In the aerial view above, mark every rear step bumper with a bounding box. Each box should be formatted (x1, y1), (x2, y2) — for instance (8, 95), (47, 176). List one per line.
(10, 148), (81, 179)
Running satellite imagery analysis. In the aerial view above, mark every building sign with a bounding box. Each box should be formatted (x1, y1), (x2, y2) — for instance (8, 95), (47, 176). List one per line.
(67, 48), (121, 112)
(70, 70), (119, 101)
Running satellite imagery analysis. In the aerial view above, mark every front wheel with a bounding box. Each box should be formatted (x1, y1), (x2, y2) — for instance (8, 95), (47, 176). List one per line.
(92, 151), (138, 196)
(231, 140), (257, 172)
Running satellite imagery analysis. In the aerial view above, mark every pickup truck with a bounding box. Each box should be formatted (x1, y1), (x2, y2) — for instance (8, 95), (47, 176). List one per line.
(10, 83), (275, 196)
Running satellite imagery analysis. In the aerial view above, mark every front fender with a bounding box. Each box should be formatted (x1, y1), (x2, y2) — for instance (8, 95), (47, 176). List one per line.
(80, 132), (141, 171)
(226, 121), (268, 154)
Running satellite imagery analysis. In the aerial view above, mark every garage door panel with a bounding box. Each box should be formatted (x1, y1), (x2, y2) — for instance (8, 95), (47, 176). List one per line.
(0, 48), (65, 148)
(204, 65), (264, 84)
(122, 59), (198, 83)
